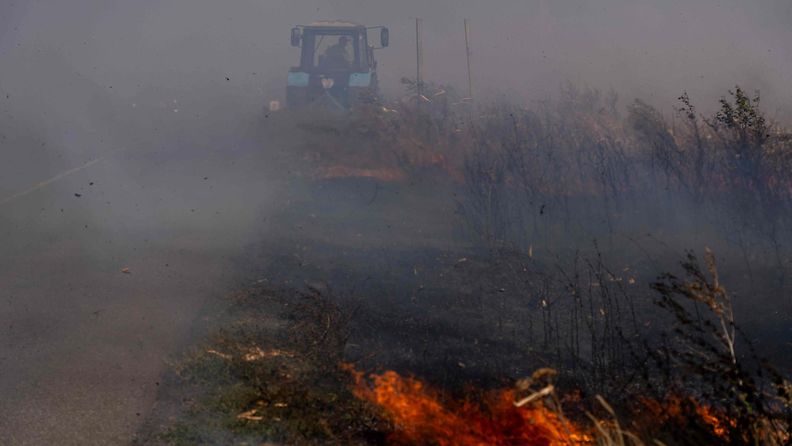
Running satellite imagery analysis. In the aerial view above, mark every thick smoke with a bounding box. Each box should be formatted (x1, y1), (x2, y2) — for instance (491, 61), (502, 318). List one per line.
(2, 1), (791, 121)
(4, 0), (791, 200)
(1, 1), (790, 444)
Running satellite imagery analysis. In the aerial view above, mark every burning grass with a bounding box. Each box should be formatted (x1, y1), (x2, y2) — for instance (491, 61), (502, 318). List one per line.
(141, 84), (792, 445)
(144, 257), (789, 445)
(348, 367), (592, 446)
(346, 367), (765, 446)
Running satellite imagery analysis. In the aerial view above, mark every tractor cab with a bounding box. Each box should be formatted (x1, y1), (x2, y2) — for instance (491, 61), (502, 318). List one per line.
(287, 21), (389, 110)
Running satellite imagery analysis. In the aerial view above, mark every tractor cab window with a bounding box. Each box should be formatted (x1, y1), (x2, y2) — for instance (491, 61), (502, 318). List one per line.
(317, 35), (352, 69)
(301, 31), (365, 71)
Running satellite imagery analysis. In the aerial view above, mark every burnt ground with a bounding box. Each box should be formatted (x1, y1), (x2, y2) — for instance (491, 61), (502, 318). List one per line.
(0, 110), (477, 445)
(3, 109), (790, 445)
(132, 167), (792, 444)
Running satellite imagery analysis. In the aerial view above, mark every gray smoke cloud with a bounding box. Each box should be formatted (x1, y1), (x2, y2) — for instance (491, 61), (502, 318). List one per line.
(2, 0), (790, 120)
(1, 1), (790, 444)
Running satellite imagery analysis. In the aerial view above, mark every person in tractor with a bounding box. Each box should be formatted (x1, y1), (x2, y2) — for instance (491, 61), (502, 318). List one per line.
(322, 35), (352, 69)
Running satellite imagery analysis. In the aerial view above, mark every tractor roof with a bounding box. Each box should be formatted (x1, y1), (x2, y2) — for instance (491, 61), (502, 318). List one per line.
(305, 20), (365, 29)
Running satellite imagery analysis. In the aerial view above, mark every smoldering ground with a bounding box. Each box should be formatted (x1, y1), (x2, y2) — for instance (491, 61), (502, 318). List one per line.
(1, 1), (791, 445)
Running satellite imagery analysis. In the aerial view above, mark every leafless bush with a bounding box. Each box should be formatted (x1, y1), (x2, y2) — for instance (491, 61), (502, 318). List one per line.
(452, 85), (792, 293)
(649, 250), (791, 445)
(628, 88), (792, 286)
(457, 85), (641, 251)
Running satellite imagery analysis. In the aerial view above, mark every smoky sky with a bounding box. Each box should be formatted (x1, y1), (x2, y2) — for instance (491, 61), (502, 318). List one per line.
(1, 0), (791, 126)
(0, 3), (790, 443)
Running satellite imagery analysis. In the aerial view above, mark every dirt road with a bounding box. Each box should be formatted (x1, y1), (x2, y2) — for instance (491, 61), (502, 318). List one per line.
(0, 137), (283, 444)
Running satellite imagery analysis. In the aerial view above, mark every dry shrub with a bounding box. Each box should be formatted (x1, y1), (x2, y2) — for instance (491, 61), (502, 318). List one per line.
(157, 287), (387, 445)
(649, 250), (790, 445)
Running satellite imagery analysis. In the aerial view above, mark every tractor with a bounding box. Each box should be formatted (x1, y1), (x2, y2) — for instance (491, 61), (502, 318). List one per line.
(286, 21), (389, 110)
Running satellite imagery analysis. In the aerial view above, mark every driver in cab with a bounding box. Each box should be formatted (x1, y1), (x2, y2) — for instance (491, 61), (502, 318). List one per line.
(321, 36), (352, 69)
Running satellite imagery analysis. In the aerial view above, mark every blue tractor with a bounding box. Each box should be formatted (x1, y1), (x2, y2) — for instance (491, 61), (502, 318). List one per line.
(287, 21), (389, 110)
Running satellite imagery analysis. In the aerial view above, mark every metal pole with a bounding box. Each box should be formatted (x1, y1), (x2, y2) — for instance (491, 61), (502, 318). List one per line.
(416, 17), (423, 105)
(464, 19), (473, 101)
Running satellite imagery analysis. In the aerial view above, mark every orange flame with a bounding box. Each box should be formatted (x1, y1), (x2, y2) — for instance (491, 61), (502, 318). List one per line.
(315, 165), (406, 182)
(349, 368), (590, 446)
(638, 395), (736, 439)
(695, 404), (732, 438)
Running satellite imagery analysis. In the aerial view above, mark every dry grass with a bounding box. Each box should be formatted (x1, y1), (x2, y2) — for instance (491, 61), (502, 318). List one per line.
(151, 287), (389, 445)
(148, 84), (791, 445)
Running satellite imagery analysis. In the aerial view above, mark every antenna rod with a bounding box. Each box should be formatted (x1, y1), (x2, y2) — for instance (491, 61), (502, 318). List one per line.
(464, 19), (473, 101)
(416, 17), (424, 105)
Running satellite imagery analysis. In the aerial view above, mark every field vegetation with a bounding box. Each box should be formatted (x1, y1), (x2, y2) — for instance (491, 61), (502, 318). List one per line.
(141, 83), (792, 445)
